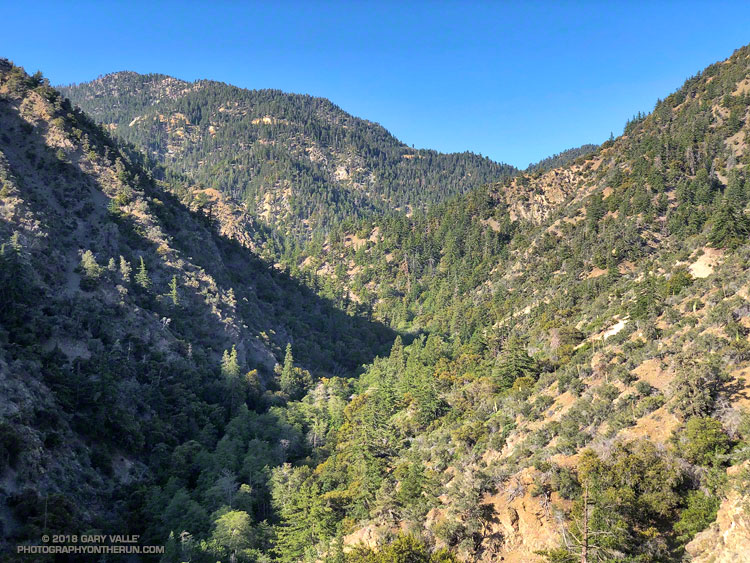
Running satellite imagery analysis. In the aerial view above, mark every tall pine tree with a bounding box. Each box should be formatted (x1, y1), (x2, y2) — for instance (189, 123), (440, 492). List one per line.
(135, 256), (151, 289)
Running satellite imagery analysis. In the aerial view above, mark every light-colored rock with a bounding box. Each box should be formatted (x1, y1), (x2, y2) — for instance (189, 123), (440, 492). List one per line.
(686, 474), (750, 563)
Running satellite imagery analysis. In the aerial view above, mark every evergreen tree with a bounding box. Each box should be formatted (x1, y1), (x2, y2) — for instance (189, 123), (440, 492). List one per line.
(221, 346), (243, 416)
(162, 531), (180, 563)
(135, 256), (151, 289)
(222, 345), (240, 379)
(169, 275), (179, 306)
(725, 170), (747, 209)
(211, 510), (252, 563)
(9, 231), (21, 253)
(280, 343), (305, 399)
(80, 250), (102, 279)
(0, 231), (31, 324)
(586, 193), (605, 232)
(389, 335), (406, 370)
(273, 480), (334, 562)
(708, 200), (750, 249)
(492, 334), (538, 389)
(119, 255), (131, 282)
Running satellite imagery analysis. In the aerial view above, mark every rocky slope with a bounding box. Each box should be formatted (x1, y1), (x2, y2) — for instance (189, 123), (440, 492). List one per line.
(685, 462), (750, 562)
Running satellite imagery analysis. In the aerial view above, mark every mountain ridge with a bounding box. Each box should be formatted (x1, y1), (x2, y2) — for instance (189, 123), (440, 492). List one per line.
(255, 44), (750, 561)
(59, 72), (518, 238)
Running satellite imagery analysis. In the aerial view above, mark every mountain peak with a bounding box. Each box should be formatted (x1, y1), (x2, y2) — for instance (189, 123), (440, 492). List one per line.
(59, 72), (517, 237)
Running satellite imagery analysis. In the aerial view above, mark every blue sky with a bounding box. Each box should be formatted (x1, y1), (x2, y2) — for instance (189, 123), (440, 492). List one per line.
(2, 1), (749, 168)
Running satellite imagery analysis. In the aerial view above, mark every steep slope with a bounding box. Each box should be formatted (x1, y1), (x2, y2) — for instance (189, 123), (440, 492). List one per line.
(685, 461), (750, 562)
(59, 72), (517, 237)
(0, 60), (395, 560)
(256, 45), (750, 562)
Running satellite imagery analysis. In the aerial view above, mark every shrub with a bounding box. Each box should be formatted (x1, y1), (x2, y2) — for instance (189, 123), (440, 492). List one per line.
(674, 490), (720, 543)
(670, 358), (727, 420)
(665, 267), (693, 296)
(635, 380), (653, 396)
(634, 394), (665, 417)
(678, 417), (730, 466)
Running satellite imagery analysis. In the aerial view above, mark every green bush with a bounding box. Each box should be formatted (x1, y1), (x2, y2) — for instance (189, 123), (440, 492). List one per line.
(634, 394), (664, 417)
(674, 490), (720, 543)
(678, 417), (730, 466)
(635, 380), (652, 396)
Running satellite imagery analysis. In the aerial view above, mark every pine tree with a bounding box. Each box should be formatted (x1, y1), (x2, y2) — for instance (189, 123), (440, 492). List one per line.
(119, 255), (131, 282)
(9, 231), (22, 254)
(0, 231), (30, 321)
(389, 335), (405, 369)
(273, 480), (334, 562)
(222, 345), (240, 378)
(168, 275), (179, 306)
(211, 510), (252, 563)
(80, 250), (102, 279)
(280, 343), (299, 398)
(725, 170), (747, 209)
(586, 193), (605, 232)
(708, 201), (750, 249)
(493, 334), (538, 389)
(135, 256), (151, 289)
(222, 345), (242, 416)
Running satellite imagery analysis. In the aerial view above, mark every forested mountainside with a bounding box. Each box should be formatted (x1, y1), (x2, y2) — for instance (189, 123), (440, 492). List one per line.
(2, 42), (750, 563)
(59, 73), (517, 238)
(258, 45), (750, 561)
(0, 60), (395, 562)
(525, 144), (599, 174)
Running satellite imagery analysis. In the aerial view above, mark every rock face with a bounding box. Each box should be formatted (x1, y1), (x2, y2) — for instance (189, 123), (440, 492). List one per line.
(686, 465), (750, 563)
(480, 468), (567, 562)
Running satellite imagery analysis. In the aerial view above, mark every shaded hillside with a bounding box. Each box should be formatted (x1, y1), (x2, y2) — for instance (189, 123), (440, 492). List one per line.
(59, 73), (517, 237)
(0, 60), (395, 560)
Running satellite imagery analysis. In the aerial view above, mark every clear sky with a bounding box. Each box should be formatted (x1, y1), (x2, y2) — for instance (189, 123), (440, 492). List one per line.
(2, 1), (749, 168)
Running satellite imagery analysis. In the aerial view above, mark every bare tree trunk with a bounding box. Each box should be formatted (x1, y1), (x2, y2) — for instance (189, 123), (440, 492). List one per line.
(581, 483), (589, 563)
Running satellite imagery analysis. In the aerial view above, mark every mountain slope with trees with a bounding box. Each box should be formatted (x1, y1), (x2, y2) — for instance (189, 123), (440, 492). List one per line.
(59, 73), (517, 238)
(256, 44), (750, 562)
(0, 59), (395, 562)
(525, 143), (599, 174)
(2, 42), (750, 563)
